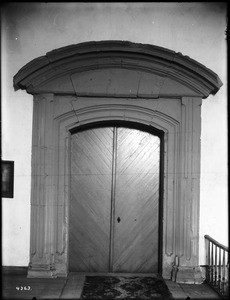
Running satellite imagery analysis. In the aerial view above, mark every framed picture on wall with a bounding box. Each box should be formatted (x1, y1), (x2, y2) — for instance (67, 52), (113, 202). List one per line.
(1, 160), (14, 198)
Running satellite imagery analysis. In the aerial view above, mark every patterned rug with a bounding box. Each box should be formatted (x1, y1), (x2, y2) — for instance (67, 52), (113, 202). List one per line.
(81, 275), (172, 299)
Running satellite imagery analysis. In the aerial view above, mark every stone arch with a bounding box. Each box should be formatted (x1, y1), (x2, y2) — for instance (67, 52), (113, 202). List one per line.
(55, 105), (178, 274)
(14, 41), (222, 281)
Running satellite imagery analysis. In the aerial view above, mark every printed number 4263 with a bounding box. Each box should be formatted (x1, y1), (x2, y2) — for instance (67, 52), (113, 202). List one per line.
(16, 286), (31, 291)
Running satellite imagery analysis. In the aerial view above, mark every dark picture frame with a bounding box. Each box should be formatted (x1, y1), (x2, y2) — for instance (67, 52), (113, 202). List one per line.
(1, 160), (14, 198)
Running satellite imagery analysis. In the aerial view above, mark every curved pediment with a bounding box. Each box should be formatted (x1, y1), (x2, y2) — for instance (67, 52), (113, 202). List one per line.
(13, 40), (222, 98)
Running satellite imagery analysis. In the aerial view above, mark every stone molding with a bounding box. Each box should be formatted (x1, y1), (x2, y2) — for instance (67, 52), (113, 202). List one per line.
(27, 95), (202, 279)
(13, 41), (222, 98)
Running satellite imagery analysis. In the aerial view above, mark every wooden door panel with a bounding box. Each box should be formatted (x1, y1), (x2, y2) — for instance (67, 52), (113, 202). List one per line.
(113, 127), (160, 273)
(69, 127), (113, 272)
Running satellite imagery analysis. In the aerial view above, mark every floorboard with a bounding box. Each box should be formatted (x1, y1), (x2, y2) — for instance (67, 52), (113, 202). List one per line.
(1, 269), (222, 299)
(2, 274), (67, 299)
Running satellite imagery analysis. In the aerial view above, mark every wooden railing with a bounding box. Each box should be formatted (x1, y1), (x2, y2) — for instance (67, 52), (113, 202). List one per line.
(204, 235), (229, 299)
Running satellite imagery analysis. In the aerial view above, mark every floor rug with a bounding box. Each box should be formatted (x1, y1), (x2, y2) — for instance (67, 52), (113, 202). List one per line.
(81, 275), (173, 299)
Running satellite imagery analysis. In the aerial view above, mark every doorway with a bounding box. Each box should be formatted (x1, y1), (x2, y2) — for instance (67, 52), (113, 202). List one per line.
(69, 123), (161, 273)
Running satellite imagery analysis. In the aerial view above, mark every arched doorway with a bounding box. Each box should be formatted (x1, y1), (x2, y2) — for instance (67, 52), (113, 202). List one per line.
(13, 41), (222, 281)
(69, 122), (163, 273)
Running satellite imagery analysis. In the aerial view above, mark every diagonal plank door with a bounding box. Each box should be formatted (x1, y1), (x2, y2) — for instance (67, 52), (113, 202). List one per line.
(70, 125), (160, 273)
(113, 127), (160, 273)
(69, 127), (113, 272)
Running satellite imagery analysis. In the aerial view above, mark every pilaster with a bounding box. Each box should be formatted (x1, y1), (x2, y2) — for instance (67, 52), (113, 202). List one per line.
(173, 96), (202, 283)
(28, 93), (57, 278)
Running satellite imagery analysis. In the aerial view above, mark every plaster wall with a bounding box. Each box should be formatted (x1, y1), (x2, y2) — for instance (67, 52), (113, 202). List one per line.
(1, 2), (227, 267)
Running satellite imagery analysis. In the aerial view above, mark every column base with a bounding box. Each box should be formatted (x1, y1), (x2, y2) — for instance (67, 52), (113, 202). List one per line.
(27, 264), (57, 278)
(171, 266), (204, 284)
(27, 263), (68, 278)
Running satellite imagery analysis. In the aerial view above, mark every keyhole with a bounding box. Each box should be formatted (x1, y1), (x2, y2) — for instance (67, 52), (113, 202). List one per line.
(117, 217), (121, 223)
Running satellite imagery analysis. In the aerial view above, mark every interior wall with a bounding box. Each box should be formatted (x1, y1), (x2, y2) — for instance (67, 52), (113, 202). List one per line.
(1, 2), (227, 267)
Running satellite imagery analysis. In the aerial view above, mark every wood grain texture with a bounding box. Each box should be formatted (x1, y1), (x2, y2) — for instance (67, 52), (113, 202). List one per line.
(70, 127), (113, 272)
(69, 126), (160, 273)
(113, 128), (160, 273)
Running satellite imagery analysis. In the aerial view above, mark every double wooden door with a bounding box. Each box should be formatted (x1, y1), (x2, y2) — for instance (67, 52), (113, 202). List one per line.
(69, 126), (160, 273)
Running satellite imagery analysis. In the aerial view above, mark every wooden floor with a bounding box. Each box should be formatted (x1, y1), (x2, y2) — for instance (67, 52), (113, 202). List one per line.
(2, 268), (222, 299)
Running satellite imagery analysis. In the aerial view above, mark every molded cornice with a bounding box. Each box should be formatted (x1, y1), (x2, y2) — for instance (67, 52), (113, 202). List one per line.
(13, 41), (222, 98)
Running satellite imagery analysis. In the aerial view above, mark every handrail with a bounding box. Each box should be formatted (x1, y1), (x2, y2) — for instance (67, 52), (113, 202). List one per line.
(204, 235), (229, 299)
(205, 235), (229, 252)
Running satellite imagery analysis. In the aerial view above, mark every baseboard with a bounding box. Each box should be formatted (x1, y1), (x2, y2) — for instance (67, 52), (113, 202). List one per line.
(2, 266), (28, 275)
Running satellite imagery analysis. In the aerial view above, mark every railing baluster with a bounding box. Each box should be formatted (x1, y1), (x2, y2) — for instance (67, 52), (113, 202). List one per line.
(207, 237), (210, 282)
(227, 252), (229, 279)
(211, 242), (214, 284)
(218, 247), (221, 291)
(204, 235), (229, 299)
(222, 251), (226, 294)
(227, 252), (229, 295)
(215, 244), (217, 286)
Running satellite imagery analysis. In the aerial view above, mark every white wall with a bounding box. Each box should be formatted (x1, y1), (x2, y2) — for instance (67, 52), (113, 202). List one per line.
(1, 2), (227, 266)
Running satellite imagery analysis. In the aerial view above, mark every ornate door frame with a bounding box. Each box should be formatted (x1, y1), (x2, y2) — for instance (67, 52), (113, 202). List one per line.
(13, 41), (222, 282)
